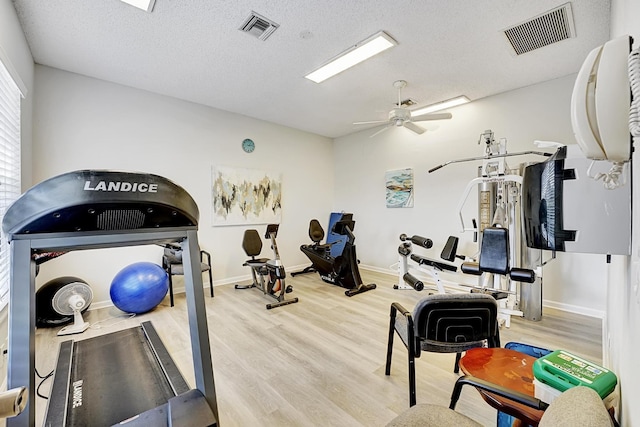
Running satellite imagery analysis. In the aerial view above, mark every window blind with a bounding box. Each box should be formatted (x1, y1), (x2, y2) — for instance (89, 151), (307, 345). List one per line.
(0, 59), (21, 310)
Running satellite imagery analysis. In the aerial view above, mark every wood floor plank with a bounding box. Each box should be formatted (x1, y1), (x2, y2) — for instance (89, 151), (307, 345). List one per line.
(33, 269), (602, 426)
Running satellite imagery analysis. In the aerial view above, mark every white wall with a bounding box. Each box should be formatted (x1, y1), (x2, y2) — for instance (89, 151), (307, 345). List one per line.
(31, 65), (334, 306)
(333, 75), (610, 316)
(607, 1), (640, 425)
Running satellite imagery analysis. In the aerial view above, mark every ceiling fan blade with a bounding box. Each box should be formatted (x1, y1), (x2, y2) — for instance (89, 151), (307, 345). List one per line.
(354, 119), (389, 125)
(410, 112), (453, 122)
(369, 124), (393, 138)
(403, 121), (426, 135)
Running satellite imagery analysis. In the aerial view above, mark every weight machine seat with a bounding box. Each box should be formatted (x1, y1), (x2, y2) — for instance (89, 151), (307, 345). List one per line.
(478, 227), (509, 274)
(461, 227), (535, 283)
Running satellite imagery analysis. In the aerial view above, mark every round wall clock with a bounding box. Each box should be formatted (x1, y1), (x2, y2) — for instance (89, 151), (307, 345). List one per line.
(242, 138), (255, 153)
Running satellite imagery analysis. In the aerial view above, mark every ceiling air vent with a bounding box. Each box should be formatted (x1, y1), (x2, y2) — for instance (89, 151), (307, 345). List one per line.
(239, 11), (279, 41)
(503, 3), (575, 55)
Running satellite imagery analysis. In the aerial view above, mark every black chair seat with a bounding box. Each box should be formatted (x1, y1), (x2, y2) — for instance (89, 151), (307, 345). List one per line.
(169, 262), (211, 276)
(421, 339), (486, 354)
(162, 246), (213, 307)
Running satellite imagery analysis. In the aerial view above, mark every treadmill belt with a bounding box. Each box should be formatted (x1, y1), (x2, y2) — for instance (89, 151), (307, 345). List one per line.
(59, 326), (179, 426)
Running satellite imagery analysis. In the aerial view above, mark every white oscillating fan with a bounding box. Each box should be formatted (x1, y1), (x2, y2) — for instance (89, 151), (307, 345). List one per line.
(52, 281), (93, 336)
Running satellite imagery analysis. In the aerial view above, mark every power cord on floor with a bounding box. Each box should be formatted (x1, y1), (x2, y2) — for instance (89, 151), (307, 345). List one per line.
(27, 313), (136, 400)
(89, 313), (136, 330)
(35, 367), (54, 399)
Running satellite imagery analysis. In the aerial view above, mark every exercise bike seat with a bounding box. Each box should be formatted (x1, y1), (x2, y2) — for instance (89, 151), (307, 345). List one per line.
(307, 219), (332, 252)
(243, 258), (269, 268)
(242, 229), (269, 266)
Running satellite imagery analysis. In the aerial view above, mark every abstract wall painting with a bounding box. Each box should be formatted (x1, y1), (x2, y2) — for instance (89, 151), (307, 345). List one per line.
(212, 166), (282, 226)
(385, 168), (414, 208)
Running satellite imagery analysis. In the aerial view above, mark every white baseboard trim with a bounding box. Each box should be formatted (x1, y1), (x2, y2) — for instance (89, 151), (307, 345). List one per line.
(541, 300), (605, 319)
(360, 264), (394, 275)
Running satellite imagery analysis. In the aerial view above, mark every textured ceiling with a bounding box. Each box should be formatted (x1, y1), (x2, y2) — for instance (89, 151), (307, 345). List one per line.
(12, 0), (611, 138)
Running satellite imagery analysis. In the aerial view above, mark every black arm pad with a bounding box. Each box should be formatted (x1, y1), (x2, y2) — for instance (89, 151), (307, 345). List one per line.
(402, 273), (424, 291)
(461, 262), (482, 276)
(440, 236), (459, 262)
(509, 268), (536, 283)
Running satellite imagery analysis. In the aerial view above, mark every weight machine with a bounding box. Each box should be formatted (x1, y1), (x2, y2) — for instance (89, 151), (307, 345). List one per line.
(428, 130), (555, 323)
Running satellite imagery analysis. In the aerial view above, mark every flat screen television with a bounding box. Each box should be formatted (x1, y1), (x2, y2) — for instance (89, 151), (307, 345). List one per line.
(522, 157), (576, 251)
(522, 146), (631, 255)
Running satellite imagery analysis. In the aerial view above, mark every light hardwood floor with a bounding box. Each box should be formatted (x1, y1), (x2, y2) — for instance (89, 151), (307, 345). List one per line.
(34, 270), (602, 426)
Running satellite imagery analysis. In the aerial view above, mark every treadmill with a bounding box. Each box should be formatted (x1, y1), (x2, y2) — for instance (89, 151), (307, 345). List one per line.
(2, 170), (218, 426)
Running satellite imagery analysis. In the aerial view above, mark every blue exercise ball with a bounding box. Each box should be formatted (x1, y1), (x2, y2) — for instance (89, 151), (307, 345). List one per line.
(110, 262), (169, 314)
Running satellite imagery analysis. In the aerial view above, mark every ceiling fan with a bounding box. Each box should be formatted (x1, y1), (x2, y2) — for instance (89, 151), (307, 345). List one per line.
(354, 80), (452, 137)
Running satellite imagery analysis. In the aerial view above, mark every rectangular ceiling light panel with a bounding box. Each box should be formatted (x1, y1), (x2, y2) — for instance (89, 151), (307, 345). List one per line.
(120, 0), (156, 12)
(305, 31), (397, 83)
(411, 96), (470, 116)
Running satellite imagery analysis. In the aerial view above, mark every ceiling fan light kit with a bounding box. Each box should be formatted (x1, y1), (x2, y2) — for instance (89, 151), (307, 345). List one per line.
(305, 31), (397, 83)
(120, 0), (156, 12)
(411, 95), (470, 117)
(354, 80), (458, 137)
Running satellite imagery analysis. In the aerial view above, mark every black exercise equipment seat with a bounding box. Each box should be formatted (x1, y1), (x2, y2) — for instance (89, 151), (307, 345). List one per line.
(308, 219), (331, 251)
(461, 227), (535, 283)
(291, 219), (333, 277)
(242, 229), (270, 269)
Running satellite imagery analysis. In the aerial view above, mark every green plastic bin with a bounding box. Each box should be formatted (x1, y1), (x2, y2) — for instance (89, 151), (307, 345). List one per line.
(532, 349), (617, 398)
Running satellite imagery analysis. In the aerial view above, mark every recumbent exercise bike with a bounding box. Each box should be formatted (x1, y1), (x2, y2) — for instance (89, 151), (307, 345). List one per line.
(294, 213), (376, 297)
(236, 223), (299, 309)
